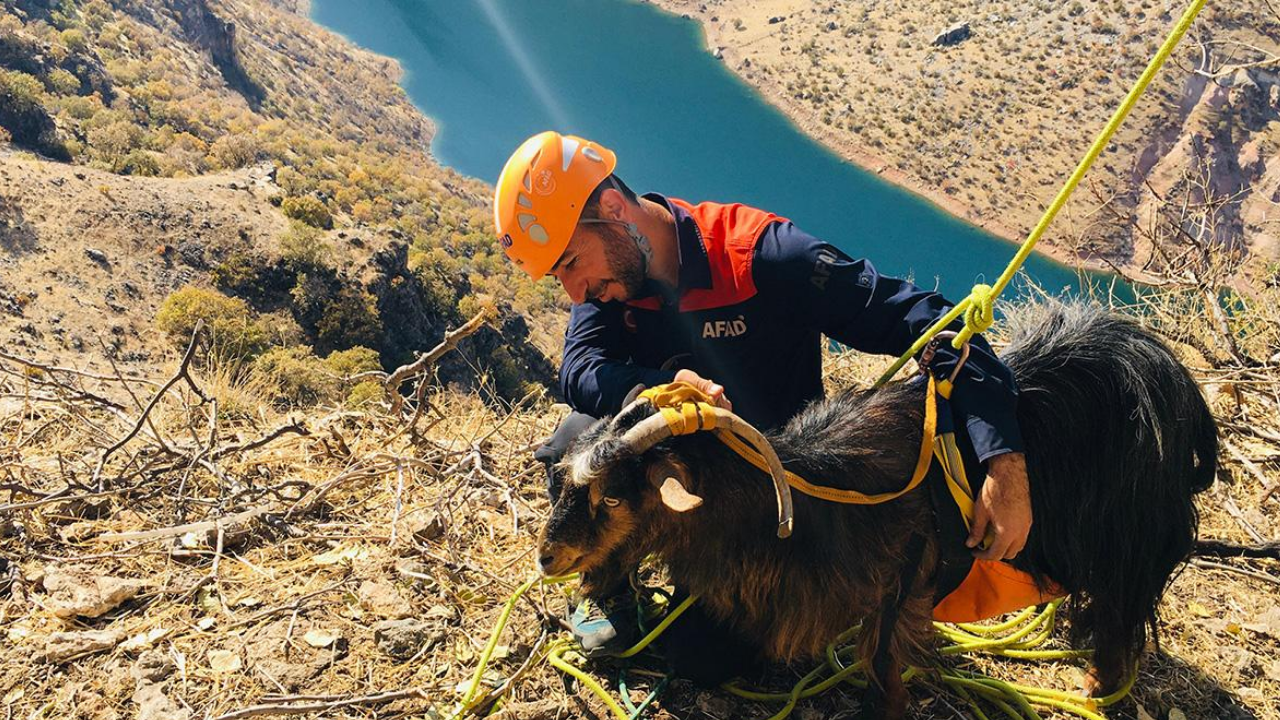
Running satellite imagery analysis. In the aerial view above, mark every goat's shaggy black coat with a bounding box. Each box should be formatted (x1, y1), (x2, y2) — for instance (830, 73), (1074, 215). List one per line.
(540, 302), (1216, 714)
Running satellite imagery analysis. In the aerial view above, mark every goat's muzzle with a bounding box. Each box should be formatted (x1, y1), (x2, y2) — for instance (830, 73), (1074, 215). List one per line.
(538, 542), (583, 576)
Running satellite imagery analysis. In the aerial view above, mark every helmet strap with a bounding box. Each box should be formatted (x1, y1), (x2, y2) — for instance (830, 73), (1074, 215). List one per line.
(626, 222), (654, 277)
(578, 218), (654, 278)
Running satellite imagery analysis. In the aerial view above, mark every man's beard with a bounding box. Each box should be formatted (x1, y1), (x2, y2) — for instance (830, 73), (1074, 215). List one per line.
(599, 224), (648, 301)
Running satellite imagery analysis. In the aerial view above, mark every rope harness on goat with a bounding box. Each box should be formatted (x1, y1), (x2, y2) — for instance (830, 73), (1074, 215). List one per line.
(637, 380), (938, 507)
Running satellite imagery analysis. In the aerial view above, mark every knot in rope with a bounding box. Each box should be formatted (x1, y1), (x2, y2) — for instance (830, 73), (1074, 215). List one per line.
(955, 283), (995, 349)
(637, 382), (719, 436)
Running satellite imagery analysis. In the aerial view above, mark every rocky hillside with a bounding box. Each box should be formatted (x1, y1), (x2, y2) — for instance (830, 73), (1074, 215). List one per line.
(654, 0), (1279, 276)
(0, 0), (558, 399)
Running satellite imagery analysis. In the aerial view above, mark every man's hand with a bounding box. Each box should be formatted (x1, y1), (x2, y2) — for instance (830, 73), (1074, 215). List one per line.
(673, 369), (732, 411)
(966, 452), (1032, 561)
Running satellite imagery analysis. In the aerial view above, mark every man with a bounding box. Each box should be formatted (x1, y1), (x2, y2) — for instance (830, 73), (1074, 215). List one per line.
(493, 131), (1031, 654)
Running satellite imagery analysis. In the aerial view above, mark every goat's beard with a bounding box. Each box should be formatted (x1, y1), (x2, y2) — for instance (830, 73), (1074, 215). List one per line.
(599, 224), (648, 301)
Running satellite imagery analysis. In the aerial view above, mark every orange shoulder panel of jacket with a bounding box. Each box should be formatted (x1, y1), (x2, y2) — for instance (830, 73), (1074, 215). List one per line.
(668, 199), (788, 313)
(932, 559), (1067, 624)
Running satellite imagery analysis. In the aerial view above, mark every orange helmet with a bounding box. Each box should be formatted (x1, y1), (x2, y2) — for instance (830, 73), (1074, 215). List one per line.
(494, 131), (617, 279)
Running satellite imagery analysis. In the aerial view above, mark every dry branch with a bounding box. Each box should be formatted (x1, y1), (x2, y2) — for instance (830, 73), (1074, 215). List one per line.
(95, 504), (273, 543)
(91, 323), (208, 488)
(209, 688), (430, 720)
(385, 308), (493, 414)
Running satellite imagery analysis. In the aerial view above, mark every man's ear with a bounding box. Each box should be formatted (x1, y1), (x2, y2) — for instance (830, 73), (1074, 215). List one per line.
(647, 459), (702, 512)
(599, 186), (628, 221)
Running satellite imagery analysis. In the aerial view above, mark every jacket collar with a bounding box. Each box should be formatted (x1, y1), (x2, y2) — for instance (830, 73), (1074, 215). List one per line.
(643, 192), (712, 300)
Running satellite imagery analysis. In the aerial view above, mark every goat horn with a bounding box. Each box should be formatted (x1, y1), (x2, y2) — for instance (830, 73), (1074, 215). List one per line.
(707, 408), (795, 539)
(615, 399), (795, 539)
(617, 399), (674, 454)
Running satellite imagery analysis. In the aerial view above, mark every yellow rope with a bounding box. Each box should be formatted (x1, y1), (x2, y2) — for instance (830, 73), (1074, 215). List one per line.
(639, 379), (939, 506)
(874, 0), (1209, 388)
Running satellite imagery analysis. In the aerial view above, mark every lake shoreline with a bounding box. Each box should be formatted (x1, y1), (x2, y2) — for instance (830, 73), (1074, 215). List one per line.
(648, 0), (1116, 277)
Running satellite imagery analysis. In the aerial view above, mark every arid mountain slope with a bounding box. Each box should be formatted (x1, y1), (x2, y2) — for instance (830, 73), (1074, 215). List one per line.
(0, 0), (556, 393)
(0, 151), (285, 370)
(654, 0), (1279, 274)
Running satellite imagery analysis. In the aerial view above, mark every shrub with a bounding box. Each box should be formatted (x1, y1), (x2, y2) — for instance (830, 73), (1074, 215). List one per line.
(0, 70), (46, 113)
(324, 345), (381, 377)
(208, 134), (260, 169)
(211, 250), (294, 306)
(281, 195), (333, 229)
(47, 68), (81, 95)
(278, 221), (331, 269)
(113, 149), (160, 176)
(59, 28), (89, 53)
(88, 120), (143, 158)
(155, 285), (269, 362)
(251, 345), (332, 406)
(325, 346), (383, 406)
(315, 286), (382, 352)
(345, 380), (384, 407)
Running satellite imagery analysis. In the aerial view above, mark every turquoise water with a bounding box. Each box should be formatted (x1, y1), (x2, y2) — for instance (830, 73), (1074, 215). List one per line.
(309, 0), (1088, 301)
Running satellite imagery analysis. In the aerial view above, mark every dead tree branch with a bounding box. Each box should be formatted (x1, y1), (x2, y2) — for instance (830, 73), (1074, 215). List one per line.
(91, 323), (208, 489)
(209, 688), (430, 720)
(385, 308), (493, 414)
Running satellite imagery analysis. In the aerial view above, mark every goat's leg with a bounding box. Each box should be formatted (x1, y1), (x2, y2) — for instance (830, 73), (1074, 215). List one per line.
(857, 535), (934, 720)
(1084, 631), (1135, 697)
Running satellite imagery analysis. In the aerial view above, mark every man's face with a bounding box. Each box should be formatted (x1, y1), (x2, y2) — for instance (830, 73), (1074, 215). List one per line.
(549, 222), (646, 304)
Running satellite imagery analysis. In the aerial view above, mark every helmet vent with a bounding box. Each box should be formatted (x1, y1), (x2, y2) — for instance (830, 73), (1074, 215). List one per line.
(582, 146), (603, 163)
(517, 213), (537, 231)
(521, 170), (532, 192)
(560, 136), (581, 171)
(517, 193), (533, 209)
(528, 224), (549, 244)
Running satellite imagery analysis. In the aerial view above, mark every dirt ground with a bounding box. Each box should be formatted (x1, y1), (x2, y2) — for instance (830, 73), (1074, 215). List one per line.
(0, 330), (1275, 720)
(0, 149), (288, 373)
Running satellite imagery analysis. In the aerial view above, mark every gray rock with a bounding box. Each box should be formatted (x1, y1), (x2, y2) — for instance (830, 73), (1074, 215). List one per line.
(768, 15), (785, 24)
(41, 629), (123, 662)
(131, 649), (175, 683)
(133, 682), (189, 720)
(85, 248), (108, 264)
(43, 567), (146, 618)
(373, 619), (440, 660)
(932, 22), (971, 47)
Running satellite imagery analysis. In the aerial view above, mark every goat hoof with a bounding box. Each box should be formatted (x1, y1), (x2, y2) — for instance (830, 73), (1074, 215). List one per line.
(1083, 666), (1122, 697)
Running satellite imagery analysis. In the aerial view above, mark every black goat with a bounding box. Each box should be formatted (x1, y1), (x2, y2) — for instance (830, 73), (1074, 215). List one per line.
(538, 302), (1217, 719)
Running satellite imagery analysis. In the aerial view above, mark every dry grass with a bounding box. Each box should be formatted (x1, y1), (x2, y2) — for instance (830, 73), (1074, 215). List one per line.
(1, 287), (1277, 720)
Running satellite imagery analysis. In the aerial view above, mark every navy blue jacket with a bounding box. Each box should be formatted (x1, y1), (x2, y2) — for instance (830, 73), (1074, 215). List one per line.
(560, 194), (1023, 461)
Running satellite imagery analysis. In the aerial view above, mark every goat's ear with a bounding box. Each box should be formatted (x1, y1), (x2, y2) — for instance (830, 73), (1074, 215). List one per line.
(647, 460), (702, 512)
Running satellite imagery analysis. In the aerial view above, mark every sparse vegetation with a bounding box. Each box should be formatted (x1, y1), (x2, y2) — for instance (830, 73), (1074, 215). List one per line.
(154, 285), (268, 362)
(654, 0), (1280, 272)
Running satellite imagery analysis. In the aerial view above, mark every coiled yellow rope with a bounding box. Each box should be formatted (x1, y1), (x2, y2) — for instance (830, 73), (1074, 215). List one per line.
(459, 577), (1131, 720)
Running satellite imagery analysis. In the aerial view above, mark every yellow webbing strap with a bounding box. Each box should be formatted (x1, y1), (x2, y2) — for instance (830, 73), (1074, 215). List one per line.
(638, 383), (720, 435)
(934, 432), (977, 532)
(639, 379), (938, 505)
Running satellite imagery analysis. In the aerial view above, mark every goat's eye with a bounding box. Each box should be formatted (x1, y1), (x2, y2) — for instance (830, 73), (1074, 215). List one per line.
(602, 497), (621, 508)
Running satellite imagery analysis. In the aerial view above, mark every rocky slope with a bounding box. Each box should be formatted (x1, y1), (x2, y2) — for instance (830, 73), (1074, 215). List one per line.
(0, 0), (555, 395)
(653, 0), (1279, 275)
